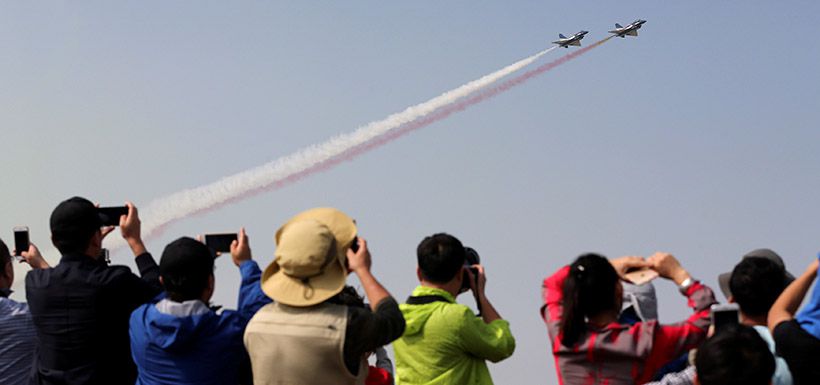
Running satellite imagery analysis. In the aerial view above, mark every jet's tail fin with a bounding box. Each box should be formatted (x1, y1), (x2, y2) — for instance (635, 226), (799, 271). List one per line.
(615, 23), (623, 28)
(559, 33), (567, 39)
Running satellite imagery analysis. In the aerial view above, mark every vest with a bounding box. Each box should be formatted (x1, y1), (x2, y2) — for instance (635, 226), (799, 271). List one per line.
(244, 302), (367, 385)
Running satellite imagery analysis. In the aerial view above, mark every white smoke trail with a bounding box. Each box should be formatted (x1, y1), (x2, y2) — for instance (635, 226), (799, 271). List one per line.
(129, 46), (557, 243)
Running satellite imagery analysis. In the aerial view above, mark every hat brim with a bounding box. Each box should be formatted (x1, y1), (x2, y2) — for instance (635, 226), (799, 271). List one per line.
(718, 272), (732, 300)
(261, 257), (346, 307)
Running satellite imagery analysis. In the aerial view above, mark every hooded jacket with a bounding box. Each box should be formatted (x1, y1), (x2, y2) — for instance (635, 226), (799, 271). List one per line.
(129, 260), (270, 385)
(393, 286), (515, 385)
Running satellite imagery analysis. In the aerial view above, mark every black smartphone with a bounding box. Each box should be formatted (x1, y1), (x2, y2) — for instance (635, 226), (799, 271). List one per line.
(350, 236), (359, 253)
(98, 206), (128, 227)
(204, 233), (238, 254)
(13, 226), (29, 258)
(711, 304), (740, 333)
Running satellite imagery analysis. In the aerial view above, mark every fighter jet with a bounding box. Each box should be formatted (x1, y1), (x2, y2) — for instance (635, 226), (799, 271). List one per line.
(552, 31), (589, 48)
(609, 19), (646, 38)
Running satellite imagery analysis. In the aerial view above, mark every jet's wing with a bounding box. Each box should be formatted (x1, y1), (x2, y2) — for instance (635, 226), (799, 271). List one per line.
(570, 40), (582, 46)
(626, 29), (638, 36)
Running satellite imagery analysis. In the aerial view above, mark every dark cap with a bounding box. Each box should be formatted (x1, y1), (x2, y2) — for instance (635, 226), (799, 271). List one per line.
(718, 248), (795, 300)
(50, 197), (102, 254)
(160, 237), (215, 300)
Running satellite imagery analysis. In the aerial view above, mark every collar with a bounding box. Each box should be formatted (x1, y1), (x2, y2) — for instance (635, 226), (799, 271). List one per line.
(155, 298), (211, 317)
(0, 288), (11, 298)
(411, 286), (456, 303)
(60, 252), (106, 266)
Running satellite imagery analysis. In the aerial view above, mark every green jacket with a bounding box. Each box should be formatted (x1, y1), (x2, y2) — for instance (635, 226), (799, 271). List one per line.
(394, 286), (515, 385)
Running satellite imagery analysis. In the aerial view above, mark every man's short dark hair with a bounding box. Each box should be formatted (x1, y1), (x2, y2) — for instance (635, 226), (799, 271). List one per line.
(729, 257), (790, 317)
(0, 238), (10, 269)
(50, 196), (101, 255)
(159, 237), (215, 302)
(417, 233), (465, 284)
(695, 324), (774, 385)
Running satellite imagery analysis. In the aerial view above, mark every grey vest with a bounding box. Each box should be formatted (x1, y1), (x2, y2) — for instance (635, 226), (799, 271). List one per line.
(244, 302), (366, 385)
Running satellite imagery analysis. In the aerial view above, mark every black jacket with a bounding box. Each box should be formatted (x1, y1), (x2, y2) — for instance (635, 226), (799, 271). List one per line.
(25, 252), (161, 385)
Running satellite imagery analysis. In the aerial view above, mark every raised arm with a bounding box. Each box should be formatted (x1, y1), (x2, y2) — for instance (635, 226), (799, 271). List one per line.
(231, 228), (271, 319)
(119, 202), (161, 292)
(768, 256), (819, 332)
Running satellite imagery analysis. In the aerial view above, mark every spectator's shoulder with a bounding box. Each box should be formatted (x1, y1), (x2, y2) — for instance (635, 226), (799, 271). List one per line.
(440, 301), (476, 322)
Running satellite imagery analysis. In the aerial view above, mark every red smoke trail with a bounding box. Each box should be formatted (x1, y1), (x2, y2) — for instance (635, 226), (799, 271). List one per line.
(141, 38), (612, 240)
(272, 37), (614, 181)
(256, 37), (611, 196)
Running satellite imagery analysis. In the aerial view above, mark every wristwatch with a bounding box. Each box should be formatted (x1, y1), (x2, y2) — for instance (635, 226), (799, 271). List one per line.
(678, 277), (694, 293)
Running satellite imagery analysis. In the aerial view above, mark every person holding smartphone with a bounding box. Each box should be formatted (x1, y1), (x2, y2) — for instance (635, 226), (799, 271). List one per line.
(0, 238), (49, 385)
(541, 252), (717, 385)
(25, 197), (162, 385)
(129, 229), (271, 385)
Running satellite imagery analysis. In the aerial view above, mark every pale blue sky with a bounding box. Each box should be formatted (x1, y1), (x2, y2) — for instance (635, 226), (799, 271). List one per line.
(2, 2), (820, 383)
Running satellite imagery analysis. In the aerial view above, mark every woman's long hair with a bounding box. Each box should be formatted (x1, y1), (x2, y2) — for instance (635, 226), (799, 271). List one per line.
(560, 253), (620, 348)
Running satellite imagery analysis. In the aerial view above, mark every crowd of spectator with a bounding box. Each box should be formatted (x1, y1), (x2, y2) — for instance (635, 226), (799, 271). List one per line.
(0, 195), (818, 384)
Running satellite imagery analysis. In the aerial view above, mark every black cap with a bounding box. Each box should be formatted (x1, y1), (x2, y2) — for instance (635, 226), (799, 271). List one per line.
(160, 237), (215, 300)
(50, 197), (102, 254)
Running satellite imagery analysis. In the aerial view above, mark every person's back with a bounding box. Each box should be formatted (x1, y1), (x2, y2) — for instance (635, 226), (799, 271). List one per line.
(26, 198), (161, 385)
(129, 233), (270, 385)
(27, 259), (151, 383)
(769, 256), (820, 385)
(394, 233), (515, 385)
(0, 239), (41, 385)
(542, 253), (716, 385)
(243, 208), (405, 385)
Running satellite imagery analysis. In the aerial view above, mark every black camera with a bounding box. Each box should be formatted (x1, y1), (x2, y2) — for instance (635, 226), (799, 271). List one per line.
(460, 247), (481, 292)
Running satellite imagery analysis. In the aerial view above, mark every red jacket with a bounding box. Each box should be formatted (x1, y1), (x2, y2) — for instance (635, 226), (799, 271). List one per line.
(541, 266), (716, 385)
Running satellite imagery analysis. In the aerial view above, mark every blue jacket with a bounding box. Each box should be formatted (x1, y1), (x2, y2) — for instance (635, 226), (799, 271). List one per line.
(129, 260), (271, 385)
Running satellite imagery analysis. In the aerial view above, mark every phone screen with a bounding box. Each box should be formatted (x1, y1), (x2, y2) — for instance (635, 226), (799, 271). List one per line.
(98, 206), (129, 227)
(204, 233), (238, 253)
(13, 227), (29, 256)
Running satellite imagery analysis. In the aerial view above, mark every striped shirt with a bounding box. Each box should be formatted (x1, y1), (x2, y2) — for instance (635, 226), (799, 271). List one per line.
(0, 295), (36, 385)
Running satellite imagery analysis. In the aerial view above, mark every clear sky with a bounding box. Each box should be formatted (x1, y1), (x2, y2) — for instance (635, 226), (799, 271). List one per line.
(2, 1), (820, 383)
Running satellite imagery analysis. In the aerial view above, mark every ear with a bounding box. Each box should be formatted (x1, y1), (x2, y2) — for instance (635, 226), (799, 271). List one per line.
(727, 295), (735, 304)
(159, 276), (165, 287)
(203, 274), (215, 302)
(416, 267), (423, 282)
(693, 374), (700, 385)
(3, 261), (13, 282)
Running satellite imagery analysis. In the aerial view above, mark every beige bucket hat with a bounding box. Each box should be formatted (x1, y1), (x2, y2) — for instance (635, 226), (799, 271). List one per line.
(261, 207), (357, 307)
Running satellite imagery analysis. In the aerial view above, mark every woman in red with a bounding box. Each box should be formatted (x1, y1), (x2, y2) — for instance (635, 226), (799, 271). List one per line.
(541, 252), (717, 385)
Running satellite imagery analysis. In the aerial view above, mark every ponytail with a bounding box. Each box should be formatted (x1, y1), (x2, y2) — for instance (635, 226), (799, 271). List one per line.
(560, 254), (620, 348)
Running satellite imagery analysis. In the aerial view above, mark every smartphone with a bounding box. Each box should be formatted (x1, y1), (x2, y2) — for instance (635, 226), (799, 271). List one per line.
(623, 268), (659, 285)
(204, 233), (238, 254)
(711, 303), (740, 333)
(350, 236), (359, 253)
(98, 206), (128, 227)
(13, 226), (29, 260)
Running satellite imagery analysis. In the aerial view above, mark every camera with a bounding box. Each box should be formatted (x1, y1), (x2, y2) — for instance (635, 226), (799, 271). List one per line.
(460, 247), (481, 292)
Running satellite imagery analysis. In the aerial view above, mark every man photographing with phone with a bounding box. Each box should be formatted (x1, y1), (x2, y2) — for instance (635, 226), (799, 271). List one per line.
(25, 197), (162, 385)
(130, 228), (271, 385)
(0, 238), (49, 385)
(394, 233), (516, 385)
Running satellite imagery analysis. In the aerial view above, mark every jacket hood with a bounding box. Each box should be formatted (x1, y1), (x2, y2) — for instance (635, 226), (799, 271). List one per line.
(132, 300), (217, 353)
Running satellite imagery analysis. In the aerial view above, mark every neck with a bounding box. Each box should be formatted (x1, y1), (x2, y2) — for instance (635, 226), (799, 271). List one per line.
(588, 311), (619, 327)
(740, 312), (768, 327)
(420, 280), (459, 298)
